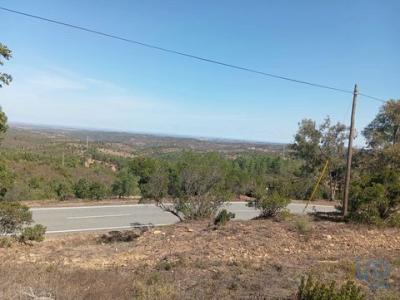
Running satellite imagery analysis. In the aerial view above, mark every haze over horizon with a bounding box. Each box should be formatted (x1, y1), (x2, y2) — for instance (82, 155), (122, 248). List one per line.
(1, 1), (399, 145)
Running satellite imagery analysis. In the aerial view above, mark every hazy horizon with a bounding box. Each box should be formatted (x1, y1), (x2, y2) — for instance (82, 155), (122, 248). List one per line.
(1, 1), (399, 145)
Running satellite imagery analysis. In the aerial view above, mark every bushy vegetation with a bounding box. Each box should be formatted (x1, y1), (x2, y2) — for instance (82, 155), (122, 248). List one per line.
(0, 201), (32, 234)
(0, 201), (46, 242)
(0, 44), (45, 244)
(248, 181), (291, 218)
(19, 224), (46, 243)
(349, 100), (400, 226)
(297, 275), (364, 300)
(214, 209), (235, 226)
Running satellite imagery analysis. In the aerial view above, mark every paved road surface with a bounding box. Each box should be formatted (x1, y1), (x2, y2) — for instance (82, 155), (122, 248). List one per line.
(32, 202), (337, 234)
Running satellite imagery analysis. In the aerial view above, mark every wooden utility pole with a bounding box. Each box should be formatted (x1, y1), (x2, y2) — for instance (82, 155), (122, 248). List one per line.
(343, 84), (358, 216)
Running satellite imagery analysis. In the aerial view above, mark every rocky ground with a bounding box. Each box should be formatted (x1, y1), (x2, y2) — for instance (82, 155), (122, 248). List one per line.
(0, 215), (399, 299)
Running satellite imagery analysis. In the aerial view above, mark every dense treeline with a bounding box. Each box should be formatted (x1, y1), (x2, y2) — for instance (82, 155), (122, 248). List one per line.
(0, 144), (300, 203)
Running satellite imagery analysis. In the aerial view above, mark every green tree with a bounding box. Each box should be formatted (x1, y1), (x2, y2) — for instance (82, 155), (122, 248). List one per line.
(88, 181), (108, 200)
(248, 180), (290, 218)
(0, 202), (32, 234)
(0, 163), (13, 199)
(128, 157), (169, 200)
(0, 43), (14, 198)
(112, 169), (140, 198)
(0, 43), (12, 139)
(363, 99), (400, 148)
(73, 178), (91, 199)
(52, 180), (73, 201)
(350, 144), (400, 225)
(0, 43), (12, 88)
(350, 99), (400, 225)
(164, 152), (233, 220)
(291, 117), (347, 201)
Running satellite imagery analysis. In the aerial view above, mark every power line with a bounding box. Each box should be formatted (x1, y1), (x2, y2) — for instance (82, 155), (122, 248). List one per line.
(0, 6), (388, 103)
(358, 92), (386, 103)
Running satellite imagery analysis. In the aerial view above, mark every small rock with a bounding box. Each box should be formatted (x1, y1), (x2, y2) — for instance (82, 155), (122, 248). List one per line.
(187, 228), (194, 232)
(153, 230), (162, 235)
(284, 248), (290, 252)
(326, 235), (332, 240)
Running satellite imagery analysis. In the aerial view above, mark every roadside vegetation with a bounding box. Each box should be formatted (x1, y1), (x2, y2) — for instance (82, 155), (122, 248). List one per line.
(1, 42), (400, 298)
(0, 43), (46, 245)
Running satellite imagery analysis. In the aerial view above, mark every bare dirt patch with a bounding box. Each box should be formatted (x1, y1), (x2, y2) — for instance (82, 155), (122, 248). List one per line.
(0, 218), (399, 299)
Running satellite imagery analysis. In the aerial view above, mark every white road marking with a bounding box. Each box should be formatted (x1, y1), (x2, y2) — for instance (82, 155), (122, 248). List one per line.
(46, 223), (170, 234)
(66, 213), (132, 220)
(31, 202), (336, 211)
(30, 204), (156, 211)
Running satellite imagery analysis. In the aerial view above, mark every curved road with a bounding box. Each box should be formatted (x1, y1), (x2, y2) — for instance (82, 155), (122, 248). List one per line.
(31, 202), (337, 234)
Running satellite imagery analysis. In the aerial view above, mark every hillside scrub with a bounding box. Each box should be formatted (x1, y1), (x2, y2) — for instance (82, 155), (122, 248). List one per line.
(0, 219), (399, 299)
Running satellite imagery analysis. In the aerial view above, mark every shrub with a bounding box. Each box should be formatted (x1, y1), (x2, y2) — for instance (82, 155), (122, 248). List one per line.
(74, 179), (108, 200)
(274, 208), (292, 222)
(0, 201), (32, 234)
(214, 209), (235, 226)
(250, 190), (290, 218)
(349, 146), (400, 226)
(74, 178), (91, 199)
(0, 236), (12, 248)
(19, 224), (46, 243)
(141, 152), (233, 221)
(88, 181), (108, 200)
(293, 216), (312, 236)
(297, 275), (365, 300)
(0, 162), (14, 199)
(53, 180), (73, 200)
(386, 213), (400, 227)
(112, 169), (140, 198)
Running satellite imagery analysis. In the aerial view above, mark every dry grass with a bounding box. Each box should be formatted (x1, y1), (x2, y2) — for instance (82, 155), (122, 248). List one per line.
(0, 219), (399, 299)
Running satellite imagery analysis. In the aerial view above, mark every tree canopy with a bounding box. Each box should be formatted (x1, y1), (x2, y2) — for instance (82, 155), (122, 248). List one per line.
(0, 43), (12, 88)
(291, 117), (348, 200)
(363, 99), (400, 148)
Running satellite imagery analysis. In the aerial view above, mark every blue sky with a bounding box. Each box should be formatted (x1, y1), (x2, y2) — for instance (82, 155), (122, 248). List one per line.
(1, 0), (399, 143)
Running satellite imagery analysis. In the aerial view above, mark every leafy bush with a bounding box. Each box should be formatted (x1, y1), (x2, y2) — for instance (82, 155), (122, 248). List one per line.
(293, 216), (312, 236)
(73, 178), (108, 200)
(386, 213), (400, 227)
(52, 180), (73, 200)
(349, 146), (400, 226)
(297, 275), (364, 300)
(0, 201), (32, 234)
(274, 209), (292, 222)
(19, 224), (46, 243)
(214, 209), (235, 226)
(112, 169), (140, 198)
(74, 178), (91, 199)
(249, 182), (290, 218)
(0, 236), (12, 248)
(0, 162), (14, 199)
(88, 181), (108, 200)
(137, 152), (233, 221)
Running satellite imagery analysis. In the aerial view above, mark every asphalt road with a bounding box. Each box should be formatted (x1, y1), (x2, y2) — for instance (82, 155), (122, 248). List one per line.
(32, 202), (337, 234)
